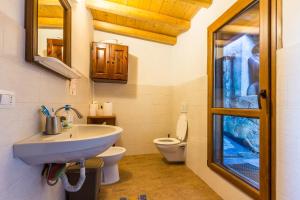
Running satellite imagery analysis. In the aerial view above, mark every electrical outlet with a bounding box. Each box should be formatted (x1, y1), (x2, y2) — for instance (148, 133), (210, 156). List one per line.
(180, 102), (188, 113)
(0, 90), (15, 109)
(69, 79), (77, 96)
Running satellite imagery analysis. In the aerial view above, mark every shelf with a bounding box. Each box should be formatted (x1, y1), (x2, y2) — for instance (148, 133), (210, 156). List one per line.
(87, 116), (116, 119)
(87, 115), (116, 125)
(34, 56), (82, 79)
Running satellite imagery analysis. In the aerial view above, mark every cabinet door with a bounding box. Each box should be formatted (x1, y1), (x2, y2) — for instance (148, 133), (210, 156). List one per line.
(47, 39), (64, 62)
(91, 43), (110, 79)
(109, 44), (128, 81)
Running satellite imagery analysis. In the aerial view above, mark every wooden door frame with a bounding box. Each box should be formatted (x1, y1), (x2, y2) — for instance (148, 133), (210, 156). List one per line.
(207, 0), (280, 199)
(271, 0), (282, 199)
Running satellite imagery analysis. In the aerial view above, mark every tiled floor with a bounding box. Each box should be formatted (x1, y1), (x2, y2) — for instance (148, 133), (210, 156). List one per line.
(99, 154), (222, 200)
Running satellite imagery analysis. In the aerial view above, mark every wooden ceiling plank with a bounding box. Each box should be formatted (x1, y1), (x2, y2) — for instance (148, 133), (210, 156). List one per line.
(93, 20), (177, 45)
(127, 0), (139, 7)
(38, 0), (61, 6)
(172, 0), (190, 19)
(183, 4), (201, 19)
(159, 0), (176, 15)
(38, 17), (63, 28)
(149, 0), (164, 12)
(138, 0), (152, 10)
(178, 0), (212, 8)
(87, 0), (190, 32)
(38, 5), (63, 18)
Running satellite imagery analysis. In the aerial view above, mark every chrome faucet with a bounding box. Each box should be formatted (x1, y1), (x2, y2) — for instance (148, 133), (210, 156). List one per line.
(55, 105), (83, 119)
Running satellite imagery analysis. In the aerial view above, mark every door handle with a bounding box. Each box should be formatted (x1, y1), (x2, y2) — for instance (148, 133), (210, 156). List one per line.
(258, 89), (269, 112)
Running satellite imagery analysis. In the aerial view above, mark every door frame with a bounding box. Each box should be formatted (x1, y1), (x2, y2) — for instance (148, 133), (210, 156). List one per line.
(207, 0), (279, 199)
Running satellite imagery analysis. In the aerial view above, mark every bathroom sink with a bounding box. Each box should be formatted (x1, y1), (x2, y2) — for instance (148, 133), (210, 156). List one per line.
(13, 125), (122, 165)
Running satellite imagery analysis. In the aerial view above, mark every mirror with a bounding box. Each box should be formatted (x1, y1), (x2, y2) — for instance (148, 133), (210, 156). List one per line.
(25, 0), (76, 78)
(38, 0), (64, 61)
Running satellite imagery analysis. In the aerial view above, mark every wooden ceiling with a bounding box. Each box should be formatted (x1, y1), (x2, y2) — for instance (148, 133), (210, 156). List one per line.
(87, 0), (212, 45)
(38, 0), (64, 28)
(37, 0), (213, 45)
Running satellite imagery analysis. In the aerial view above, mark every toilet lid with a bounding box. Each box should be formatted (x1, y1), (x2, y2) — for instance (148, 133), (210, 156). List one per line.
(176, 114), (188, 141)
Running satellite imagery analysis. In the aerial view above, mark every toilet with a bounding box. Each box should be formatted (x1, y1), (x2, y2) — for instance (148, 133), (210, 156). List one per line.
(153, 113), (188, 162)
(97, 146), (126, 185)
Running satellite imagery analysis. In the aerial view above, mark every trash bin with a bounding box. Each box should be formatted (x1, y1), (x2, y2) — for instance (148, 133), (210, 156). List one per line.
(65, 157), (103, 200)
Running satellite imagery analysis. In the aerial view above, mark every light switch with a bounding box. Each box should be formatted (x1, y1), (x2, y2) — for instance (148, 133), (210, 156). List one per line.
(0, 90), (15, 109)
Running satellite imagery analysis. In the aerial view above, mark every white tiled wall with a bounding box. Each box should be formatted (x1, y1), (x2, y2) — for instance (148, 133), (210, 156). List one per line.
(93, 84), (172, 155)
(0, 9), (91, 200)
(276, 44), (300, 200)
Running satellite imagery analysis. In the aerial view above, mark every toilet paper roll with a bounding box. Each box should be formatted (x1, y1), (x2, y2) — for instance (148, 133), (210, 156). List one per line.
(103, 102), (113, 116)
(89, 103), (98, 116)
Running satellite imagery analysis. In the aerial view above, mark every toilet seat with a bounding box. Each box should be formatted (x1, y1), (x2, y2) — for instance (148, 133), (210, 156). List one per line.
(153, 138), (181, 145)
(153, 113), (188, 162)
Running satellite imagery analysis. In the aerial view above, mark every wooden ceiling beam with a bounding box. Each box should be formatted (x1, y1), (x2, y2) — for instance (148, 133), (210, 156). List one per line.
(215, 40), (230, 47)
(179, 0), (212, 8)
(221, 25), (259, 35)
(93, 20), (177, 45)
(86, 0), (190, 32)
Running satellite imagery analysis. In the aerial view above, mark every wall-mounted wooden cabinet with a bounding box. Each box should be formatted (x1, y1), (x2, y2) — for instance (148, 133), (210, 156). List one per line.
(91, 42), (128, 83)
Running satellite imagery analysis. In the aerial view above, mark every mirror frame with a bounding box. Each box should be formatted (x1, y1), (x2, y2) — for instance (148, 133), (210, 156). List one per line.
(25, 0), (72, 69)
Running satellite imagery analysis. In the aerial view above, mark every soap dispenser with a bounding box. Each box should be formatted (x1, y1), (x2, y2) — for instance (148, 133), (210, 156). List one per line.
(55, 105), (83, 129)
(62, 105), (73, 128)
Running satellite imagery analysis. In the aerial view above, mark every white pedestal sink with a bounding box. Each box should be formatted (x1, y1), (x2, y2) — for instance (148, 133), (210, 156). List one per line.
(13, 124), (122, 165)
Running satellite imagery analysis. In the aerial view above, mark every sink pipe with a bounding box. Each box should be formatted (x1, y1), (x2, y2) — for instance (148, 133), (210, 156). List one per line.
(44, 160), (86, 192)
(60, 159), (86, 192)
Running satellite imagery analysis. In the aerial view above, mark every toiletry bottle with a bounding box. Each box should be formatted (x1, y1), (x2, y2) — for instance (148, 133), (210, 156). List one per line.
(62, 105), (73, 128)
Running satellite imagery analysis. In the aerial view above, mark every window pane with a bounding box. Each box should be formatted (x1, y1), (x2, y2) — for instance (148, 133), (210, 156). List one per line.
(213, 2), (260, 109)
(213, 115), (260, 189)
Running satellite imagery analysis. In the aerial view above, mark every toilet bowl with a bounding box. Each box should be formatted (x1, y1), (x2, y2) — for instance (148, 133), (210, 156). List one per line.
(97, 146), (126, 185)
(153, 113), (188, 162)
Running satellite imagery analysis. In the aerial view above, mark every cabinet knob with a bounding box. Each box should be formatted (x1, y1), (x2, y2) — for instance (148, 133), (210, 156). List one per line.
(107, 61), (110, 64)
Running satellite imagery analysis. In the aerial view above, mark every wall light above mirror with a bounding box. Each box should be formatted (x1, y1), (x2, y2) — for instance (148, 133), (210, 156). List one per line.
(25, 0), (81, 79)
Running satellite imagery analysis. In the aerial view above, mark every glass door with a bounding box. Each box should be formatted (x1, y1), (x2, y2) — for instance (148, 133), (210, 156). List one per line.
(207, 0), (271, 199)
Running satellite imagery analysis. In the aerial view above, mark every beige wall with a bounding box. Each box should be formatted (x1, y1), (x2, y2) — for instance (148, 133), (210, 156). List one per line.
(0, 1), (91, 200)
(93, 31), (173, 155)
(72, 0), (94, 77)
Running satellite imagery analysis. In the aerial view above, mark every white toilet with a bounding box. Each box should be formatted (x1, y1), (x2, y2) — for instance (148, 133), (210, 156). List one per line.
(97, 146), (126, 185)
(153, 113), (188, 162)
